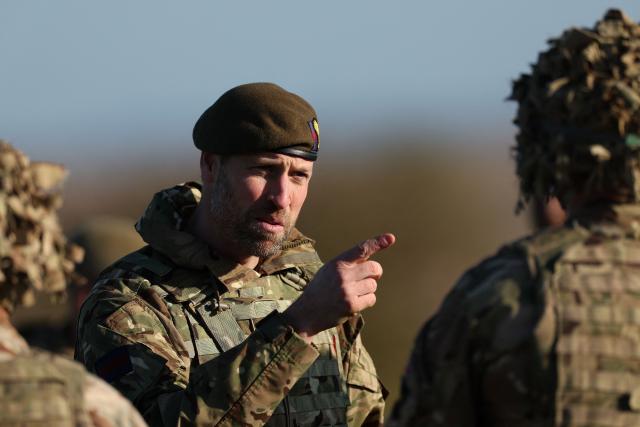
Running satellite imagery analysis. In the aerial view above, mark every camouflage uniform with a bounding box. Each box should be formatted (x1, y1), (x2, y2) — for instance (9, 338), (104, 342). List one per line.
(389, 9), (640, 427)
(0, 141), (147, 427)
(389, 204), (640, 426)
(75, 182), (385, 426)
(0, 322), (147, 427)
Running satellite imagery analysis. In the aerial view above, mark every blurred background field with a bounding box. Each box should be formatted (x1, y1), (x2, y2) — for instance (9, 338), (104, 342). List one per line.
(3, 0), (634, 415)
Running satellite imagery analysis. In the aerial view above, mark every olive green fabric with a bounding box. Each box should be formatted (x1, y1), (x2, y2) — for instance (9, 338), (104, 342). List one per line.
(193, 82), (320, 161)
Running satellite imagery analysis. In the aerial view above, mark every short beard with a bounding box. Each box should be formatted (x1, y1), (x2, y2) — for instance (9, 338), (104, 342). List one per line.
(209, 169), (292, 259)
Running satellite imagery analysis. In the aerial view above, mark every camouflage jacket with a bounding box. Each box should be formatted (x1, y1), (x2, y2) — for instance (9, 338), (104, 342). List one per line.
(75, 183), (385, 427)
(0, 322), (147, 427)
(388, 204), (640, 427)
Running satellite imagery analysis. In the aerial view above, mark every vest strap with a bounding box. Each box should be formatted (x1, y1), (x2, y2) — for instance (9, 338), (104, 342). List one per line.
(183, 338), (220, 359)
(231, 300), (291, 320)
(196, 306), (246, 351)
(560, 404), (640, 426)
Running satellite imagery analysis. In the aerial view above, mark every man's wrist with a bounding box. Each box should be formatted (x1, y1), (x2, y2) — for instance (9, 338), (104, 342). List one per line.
(280, 304), (316, 344)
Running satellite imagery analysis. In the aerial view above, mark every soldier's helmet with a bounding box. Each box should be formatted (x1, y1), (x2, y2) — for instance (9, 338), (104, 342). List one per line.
(511, 9), (640, 211)
(0, 141), (83, 312)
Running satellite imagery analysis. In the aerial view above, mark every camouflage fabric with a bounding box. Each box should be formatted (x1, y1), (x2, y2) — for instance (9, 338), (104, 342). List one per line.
(389, 204), (640, 427)
(0, 321), (147, 427)
(75, 182), (385, 426)
(511, 9), (640, 211)
(0, 140), (84, 312)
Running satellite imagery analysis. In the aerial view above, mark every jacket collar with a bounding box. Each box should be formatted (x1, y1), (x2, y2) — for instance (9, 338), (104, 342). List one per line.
(136, 182), (319, 295)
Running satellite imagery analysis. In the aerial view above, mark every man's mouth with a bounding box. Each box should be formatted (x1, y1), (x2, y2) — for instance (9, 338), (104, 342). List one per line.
(255, 216), (286, 233)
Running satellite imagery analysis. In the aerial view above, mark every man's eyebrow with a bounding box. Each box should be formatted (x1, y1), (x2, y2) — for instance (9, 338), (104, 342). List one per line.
(250, 157), (282, 165)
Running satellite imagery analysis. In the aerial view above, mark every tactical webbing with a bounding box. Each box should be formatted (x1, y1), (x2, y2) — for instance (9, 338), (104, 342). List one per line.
(559, 404), (640, 427)
(231, 300), (291, 320)
(562, 304), (640, 325)
(303, 358), (341, 377)
(197, 307), (246, 352)
(183, 338), (220, 359)
(562, 368), (640, 393)
(238, 286), (265, 298)
(556, 334), (640, 358)
(526, 224), (640, 426)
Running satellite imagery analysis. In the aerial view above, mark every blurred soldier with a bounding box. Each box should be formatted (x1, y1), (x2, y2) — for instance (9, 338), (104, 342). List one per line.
(76, 82), (394, 426)
(389, 9), (640, 427)
(0, 141), (146, 426)
(13, 215), (143, 356)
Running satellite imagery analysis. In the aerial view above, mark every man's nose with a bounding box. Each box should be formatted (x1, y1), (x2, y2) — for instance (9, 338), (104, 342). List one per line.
(268, 175), (291, 209)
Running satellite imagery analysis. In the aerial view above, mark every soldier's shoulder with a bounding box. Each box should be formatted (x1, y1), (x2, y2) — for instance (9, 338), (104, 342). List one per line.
(448, 226), (588, 320)
(7, 347), (88, 379)
(79, 247), (172, 320)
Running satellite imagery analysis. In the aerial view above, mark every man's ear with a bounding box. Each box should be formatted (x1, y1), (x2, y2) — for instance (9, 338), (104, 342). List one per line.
(200, 152), (220, 184)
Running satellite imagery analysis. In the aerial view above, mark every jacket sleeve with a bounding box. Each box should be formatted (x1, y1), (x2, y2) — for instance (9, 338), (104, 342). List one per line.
(344, 334), (386, 427)
(75, 279), (319, 427)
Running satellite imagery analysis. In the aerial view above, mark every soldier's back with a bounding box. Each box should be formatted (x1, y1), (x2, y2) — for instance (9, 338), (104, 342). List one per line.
(390, 213), (640, 426)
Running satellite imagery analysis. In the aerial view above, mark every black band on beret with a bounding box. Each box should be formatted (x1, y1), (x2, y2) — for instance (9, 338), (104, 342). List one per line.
(275, 146), (318, 161)
(193, 83), (320, 161)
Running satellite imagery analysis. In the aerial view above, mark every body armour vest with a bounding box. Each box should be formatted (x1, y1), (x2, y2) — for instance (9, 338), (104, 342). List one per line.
(118, 249), (350, 427)
(0, 350), (88, 427)
(518, 224), (640, 426)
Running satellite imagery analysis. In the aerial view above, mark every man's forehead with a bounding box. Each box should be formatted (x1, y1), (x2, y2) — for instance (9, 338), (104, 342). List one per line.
(240, 152), (314, 168)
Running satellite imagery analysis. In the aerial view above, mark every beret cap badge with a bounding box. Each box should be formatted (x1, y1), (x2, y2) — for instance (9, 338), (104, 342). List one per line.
(309, 118), (320, 152)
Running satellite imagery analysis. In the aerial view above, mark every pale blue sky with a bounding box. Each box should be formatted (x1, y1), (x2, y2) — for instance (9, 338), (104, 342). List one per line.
(2, 1), (638, 166)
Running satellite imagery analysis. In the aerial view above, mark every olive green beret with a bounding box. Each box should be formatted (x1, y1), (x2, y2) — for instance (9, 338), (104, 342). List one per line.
(193, 82), (320, 161)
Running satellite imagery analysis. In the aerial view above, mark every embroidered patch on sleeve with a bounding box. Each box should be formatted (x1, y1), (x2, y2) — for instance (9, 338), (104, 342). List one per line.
(94, 346), (134, 383)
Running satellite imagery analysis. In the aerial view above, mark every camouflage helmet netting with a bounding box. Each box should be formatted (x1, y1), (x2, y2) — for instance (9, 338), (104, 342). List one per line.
(0, 141), (83, 312)
(511, 9), (640, 210)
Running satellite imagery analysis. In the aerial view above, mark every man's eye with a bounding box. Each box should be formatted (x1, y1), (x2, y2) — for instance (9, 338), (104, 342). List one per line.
(250, 166), (269, 175)
(292, 172), (310, 180)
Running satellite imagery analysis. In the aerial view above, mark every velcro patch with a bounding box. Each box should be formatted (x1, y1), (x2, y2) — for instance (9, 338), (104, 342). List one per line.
(94, 346), (133, 383)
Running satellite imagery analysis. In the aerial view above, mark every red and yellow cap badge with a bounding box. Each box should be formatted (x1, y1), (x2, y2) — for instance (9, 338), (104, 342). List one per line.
(308, 118), (320, 152)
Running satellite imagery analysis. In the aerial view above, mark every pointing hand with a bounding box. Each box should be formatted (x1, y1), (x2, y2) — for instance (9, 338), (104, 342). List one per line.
(282, 233), (396, 342)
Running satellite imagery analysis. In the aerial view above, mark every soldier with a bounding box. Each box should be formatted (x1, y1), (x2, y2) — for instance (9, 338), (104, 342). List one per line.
(0, 141), (146, 427)
(13, 215), (144, 356)
(388, 9), (640, 427)
(75, 82), (395, 426)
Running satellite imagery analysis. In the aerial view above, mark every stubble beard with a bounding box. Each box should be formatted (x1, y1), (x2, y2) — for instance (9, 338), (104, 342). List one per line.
(209, 171), (294, 259)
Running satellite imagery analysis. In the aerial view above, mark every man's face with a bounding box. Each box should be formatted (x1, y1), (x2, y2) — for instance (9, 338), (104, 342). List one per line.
(207, 153), (313, 258)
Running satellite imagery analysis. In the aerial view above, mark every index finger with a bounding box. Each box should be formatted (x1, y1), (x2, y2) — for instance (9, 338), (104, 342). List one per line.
(335, 233), (396, 263)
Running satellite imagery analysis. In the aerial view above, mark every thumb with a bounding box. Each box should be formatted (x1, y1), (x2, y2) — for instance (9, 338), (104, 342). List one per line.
(335, 233), (396, 263)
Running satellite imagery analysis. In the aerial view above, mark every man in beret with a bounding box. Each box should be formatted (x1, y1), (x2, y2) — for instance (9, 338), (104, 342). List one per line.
(75, 82), (394, 427)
